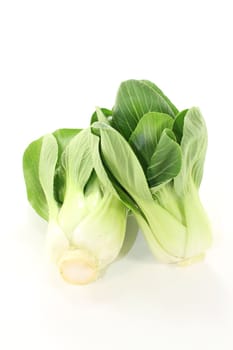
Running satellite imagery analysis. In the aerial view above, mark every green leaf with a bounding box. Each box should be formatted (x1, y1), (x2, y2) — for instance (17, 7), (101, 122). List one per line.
(61, 129), (93, 193)
(129, 112), (174, 170)
(23, 137), (49, 220)
(23, 129), (81, 219)
(174, 107), (208, 195)
(147, 129), (182, 187)
(90, 131), (117, 196)
(90, 108), (112, 125)
(39, 134), (59, 219)
(95, 107), (110, 124)
(53, 129), (81, 158)
(93, 122), (152, 203)
(112, 79), (178, 139)
(90, 129), (142, 215)
(53, 129), (81, 204)
(140, 80), (179, 115)
(173, 109), (188, 144)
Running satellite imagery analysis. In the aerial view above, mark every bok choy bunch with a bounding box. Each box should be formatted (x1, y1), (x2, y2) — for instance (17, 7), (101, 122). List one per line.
(23, 128), (127, 284)
(92, 80), (212, 264)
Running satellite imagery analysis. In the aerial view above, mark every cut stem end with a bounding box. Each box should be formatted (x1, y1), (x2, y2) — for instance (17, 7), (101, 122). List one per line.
(58, 249), (98, 285)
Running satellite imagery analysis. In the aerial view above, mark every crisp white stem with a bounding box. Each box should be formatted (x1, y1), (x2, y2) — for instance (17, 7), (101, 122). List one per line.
(46, 221), (70, 263)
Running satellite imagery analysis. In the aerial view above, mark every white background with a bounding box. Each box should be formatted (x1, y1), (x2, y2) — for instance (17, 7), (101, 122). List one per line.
(0, 0), (232, 349)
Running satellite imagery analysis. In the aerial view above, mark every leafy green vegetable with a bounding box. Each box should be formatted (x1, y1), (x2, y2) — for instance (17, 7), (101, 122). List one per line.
(23, 78), (212, 286)
(23, 128), (127, 284)
(92, 80), (212, 264)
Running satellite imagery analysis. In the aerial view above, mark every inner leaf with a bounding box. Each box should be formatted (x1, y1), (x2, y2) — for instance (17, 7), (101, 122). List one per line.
(129, 112), (174, 171)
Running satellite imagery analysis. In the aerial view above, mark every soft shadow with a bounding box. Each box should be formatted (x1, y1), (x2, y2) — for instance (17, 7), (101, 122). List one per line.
(118, 215), (138, 259)
(70, 262), (231, 327)
(127, 231), (157, 263)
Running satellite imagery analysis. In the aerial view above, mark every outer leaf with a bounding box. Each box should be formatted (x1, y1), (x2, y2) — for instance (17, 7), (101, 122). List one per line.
(129, 112), (174, 170)
(23, 129), (81, 219)
(61, 129), (93, 193)
(173, 109), (188, 144)
(93, 122), (152, 203)
(53, 129), (81, 158)
(174, 107), (208, 195)
(91, 128), (142, 221)
(58, 129), (96, 235)
(39, 134), (59, 219)
(90, 129), (142, 216)
(23, 137), (48, 220)
(53, 129), (81, 204)
(112, 80), (177, 139)
(90, 131), (117, 196)
(147, 129), (182, 187)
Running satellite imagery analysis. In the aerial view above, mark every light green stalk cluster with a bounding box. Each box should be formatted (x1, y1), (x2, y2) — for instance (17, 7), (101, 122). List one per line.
(23, 129), (126, 284)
